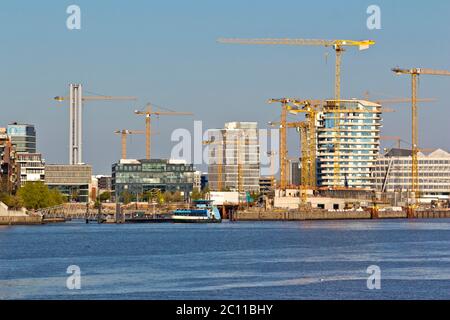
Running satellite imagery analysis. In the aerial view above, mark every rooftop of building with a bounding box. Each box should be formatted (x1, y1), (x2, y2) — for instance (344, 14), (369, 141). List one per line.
(117, 158), (191, 165)
(325, 99), (382, 107)
(8, 122), (35, 127)
(383, 148), (450, 158)
(224, 122), (258, 130)
(45, 163), (92, 168)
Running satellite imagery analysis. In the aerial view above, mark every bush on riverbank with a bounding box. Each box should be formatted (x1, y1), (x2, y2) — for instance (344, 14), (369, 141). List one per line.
(0, 193), (24, 210)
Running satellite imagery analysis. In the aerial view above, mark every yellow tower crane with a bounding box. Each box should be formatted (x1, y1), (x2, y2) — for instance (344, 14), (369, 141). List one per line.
(295, 122), (310, 204)
(267, 98), (290, 190)
(218, 38), (375, 104)
(219, 38), (375, 189)
(268, 120), (312, 204)
(134, 103), (193, 159)
(114, 130), (144, 160)
(392, 67), (450, 207)
(268, 98), (323, 190)
(287, 99), (322, 189)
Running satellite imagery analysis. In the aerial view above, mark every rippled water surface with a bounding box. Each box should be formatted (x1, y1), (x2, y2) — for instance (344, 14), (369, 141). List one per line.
(1, 219), (449, 299)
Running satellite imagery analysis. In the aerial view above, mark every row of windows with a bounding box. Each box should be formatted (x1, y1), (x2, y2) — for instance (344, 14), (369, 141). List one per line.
(376, 159), (450, 165)
(378, 184), (450, 190)
(375, 178), (450, 184)
(117, 164), (194, 172)
(373, 172), (450, 177)
(374, 168), (450, 173)
(22, 169), (44, 174)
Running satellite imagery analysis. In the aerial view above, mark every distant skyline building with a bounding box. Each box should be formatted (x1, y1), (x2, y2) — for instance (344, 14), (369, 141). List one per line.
(7, 123), (36, 154)
(207, 122), (260, 193)
(316, 100), (381, 190)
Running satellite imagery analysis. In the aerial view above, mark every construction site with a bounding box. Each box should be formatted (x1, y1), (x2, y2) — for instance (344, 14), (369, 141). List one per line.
(1, 37), (450, 224)
(205, 38), (450, 221)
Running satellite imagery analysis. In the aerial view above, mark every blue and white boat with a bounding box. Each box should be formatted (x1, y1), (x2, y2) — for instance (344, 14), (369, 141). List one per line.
(172, 200), (221, 223)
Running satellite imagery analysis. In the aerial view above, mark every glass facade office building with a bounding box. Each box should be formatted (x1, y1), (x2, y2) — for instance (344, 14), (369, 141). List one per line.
(7, 123), (36, 154)
(112, 159), (195, 200)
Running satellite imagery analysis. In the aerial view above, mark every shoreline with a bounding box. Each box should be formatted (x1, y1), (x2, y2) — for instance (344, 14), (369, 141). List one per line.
(1, 210), (450, 226)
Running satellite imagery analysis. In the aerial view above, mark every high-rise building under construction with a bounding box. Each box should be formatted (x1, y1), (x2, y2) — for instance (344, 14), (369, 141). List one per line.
(316, 100), (382, 190)
(207, 122), (260, 192)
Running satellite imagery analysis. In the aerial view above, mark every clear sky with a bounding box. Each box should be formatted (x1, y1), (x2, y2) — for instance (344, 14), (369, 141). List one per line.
(1, 0), (449, 174)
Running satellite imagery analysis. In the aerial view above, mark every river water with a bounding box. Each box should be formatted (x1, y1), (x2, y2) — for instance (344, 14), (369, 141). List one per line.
(0, 219), (449, 300)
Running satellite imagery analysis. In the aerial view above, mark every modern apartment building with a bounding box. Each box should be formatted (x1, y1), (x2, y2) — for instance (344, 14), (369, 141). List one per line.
(16, 153), (45, 185)
(7, 123), (36, 154)
(373, 148), (450, 200)
(316, 100), (382, 190)
(207, 122), (260, 192)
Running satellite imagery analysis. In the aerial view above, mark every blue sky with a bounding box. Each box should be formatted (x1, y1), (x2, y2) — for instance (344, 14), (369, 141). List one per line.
(1, 0), (449, 173)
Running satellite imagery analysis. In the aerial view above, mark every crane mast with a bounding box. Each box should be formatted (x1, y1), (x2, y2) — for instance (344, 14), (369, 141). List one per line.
(54, 84), (137, 165)
(134, 103), (192, 160)
(114, 130), (144, 160)
(219, 38), (375, 188)
(392, 67), (450, 208)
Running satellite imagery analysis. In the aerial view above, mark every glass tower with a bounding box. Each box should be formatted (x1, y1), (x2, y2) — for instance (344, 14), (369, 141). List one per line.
(7, 123), (36, 154)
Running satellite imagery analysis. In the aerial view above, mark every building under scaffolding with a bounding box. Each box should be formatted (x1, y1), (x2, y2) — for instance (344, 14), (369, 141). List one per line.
(208, 122), (260, 192)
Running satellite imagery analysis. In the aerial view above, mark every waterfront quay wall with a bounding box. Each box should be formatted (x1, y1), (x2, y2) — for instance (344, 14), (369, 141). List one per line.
(0, 201), (43, 225)
(232, 209), (372, 221)
(232, 209), (450, 221)
(414, 210), (450, 219)
(0, 215), (43, 225)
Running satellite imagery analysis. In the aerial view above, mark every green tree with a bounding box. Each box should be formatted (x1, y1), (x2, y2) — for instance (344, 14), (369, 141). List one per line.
(99, 191), (111, 202)
(93, 199), (101, 209)
(48, 188), (66, 206)
(17, 182), (65, 210)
